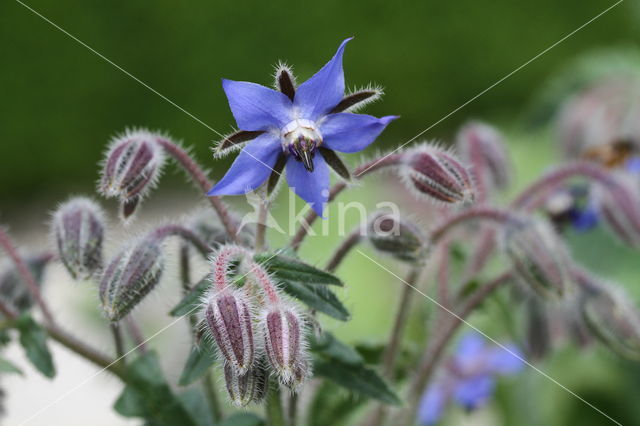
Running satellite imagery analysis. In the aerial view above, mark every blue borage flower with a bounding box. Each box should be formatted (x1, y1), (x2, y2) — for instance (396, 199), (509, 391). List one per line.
(208, 38), (398, 216)
(418, 333), (523, 425)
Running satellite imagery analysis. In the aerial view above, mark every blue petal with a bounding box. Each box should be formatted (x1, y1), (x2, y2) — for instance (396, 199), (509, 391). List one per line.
(320, 113), (398, 153)
(569, 204), (599, 231)
(485, 343), (525, 375)
(454, 333), (487, 371)
(453, 375), (495, 411)
(285, 154), (330, 217)
(625, 156), (640, 174)
(294, 38), (352, 121)
(208, 133), (281, 195)
(418, 384), (449, 425)
(222, 79), (293, 131)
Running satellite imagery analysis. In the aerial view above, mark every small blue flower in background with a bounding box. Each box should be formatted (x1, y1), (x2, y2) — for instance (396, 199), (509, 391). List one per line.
(569, 199), (600, 231)
(418, 333), (524, 425)
(208, 38), (398, 216)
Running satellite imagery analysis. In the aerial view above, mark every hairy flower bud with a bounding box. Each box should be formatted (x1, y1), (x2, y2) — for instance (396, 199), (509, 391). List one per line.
(204, 290), (255, 374)
(367, 213), (428, 263)
(223, 362), (269, 406)
(99, 238), (164, 321)
(99, 129), (166, 219)
(578, 277), (640, 359)
(594, 174), (640, 247)
(502, 217), (572, 299)
(400, 144), (475, 205)
(51, 197), (105, 280)
(456, 121), (510, 192)
(262, 307), (308, 385)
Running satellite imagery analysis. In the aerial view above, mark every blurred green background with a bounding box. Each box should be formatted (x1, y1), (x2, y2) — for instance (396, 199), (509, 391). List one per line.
(2, 1), (640, 425)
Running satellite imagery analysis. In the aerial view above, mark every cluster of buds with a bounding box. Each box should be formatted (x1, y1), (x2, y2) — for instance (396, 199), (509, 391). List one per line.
(575, 271), (640, 360)
(99, 129), (166, 220)
(456, 121), (511, 197)
(99, 236), (164, 322)
(51, 197), (105, 280)
(366, 212), (428, 263)
(202, 246), (310, 406)
(398, 144), (476, 206)
(502, 217), (572, 299)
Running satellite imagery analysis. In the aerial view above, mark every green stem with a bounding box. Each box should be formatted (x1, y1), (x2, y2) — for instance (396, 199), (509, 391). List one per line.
(325, 228), (362, 273)
(255, 190), (269, 253)
(266, 386), (286, 426)
(111, 323), (125, 365)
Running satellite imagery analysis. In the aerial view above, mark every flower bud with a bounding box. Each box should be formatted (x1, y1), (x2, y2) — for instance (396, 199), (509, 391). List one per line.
(284, 358), (311, 391)
(367, 213), (428, 263)
(456, 121), (510, 192)
(223, 363), (269, 406)
(262, 307), (308, 385)
(0, 253), (51, 313)
(502, 217), (572, 299)
(204, 290), (255, 374)
(400, 144), (475, 205)
(594, 174), (640, 247)
(51, 197), (105, 280)
(99, 129), (165, 219)
(99, 238), (164, 321)
(579, 278), (640, 359)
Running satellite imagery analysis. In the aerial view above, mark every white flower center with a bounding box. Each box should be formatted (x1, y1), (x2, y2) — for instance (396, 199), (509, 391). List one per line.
(281, 119), (323, 172)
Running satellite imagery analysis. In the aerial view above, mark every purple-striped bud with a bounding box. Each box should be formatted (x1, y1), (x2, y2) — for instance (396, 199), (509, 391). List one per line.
(502, 217), (572, 299)
(99, 129), (166, 219)
(400, 144), (475, 206)
(204, 290), (255, 374)
(99, 238), (164, 321)
(578, 277), (640, 360)
(594, 174), (640, 247)
(456, 121), (511, 193)
(223, 363), (269, 406)
(367, 213), (428, 263)
(262, 307), (308, 385)
(51, 197), (105, 280)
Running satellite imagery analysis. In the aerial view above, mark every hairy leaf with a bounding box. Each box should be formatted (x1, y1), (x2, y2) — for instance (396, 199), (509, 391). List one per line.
(254, 253), (343, 286)
(170, 278), (209, 317)
(178, 339), (217, 386)
(16, 314), (55, 378)
(281, 281), (349, 321)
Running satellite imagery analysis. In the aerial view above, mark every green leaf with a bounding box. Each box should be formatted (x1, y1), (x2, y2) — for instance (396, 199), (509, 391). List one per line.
(310, 332), (363, 366)
(178, 339), (217, 386)
(308, 381), (367, 426)
(15, 314), (55, 378)
(219, 413), (265, 426)
(255, 253), (343, 286)
(114, 351), (197, 426)
(0, 356), (23, 375)
(171, 279), (209, 317)
(280, 281), (350, 321)
(314, 359), (401, 405)
(177, 388), (216, 426)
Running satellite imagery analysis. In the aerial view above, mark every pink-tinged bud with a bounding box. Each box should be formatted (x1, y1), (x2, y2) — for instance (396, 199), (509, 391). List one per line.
(367, 213), (428, 263)
(99, 129), (166, 219)
(223, 363), (269, 406)
(204, 290), (255, 374)
(262, 307), (308, 385)
(502, 217), (572, 299)
(51, 197), (105, 280)
(99, 238), (164, 321)
(284, 358), (311, 390)
(578, 276), (640, 360)
(399, 144), (476, 206)
(456, 121), (511, 192)
(594, 174), (640, 247)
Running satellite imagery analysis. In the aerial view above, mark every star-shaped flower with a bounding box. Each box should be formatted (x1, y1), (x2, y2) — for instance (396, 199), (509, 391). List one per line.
(418, 333), (524, 425)
(207, 38), (398, 216)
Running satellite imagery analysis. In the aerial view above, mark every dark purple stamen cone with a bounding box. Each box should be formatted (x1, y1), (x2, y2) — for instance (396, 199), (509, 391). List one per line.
(263, 307), (306, 384)
(400, 144), (475, 206)
(205, 291), (255, 374)
(99, 239), (164, 322)
(52, 198), (105, 280)
(456, 121), (510, 192)
(594, 174), (640, 247)
(99, 129), (166, 219)
(223, 363), (269, 406)
(502, 217), (571, 299)
(367, 213), (428, 263)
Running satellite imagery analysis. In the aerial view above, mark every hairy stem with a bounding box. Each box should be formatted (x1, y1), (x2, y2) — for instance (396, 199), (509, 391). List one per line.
(290, 153), (404, 251)
(124, 317), (147, 354)
(325, 228), (362, 273)
(266, 386), (286, 426)
(0, 228), (56, 325)
(428, 207), (512, 244)
(150, 224), (212, 258)
(157, 138), (239, 240)
(255, 190), (269, 253)
(111, 323), (125, 365)
(401, 271), (511, 426)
